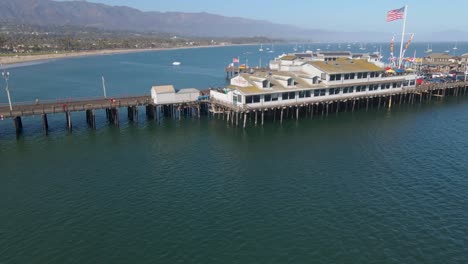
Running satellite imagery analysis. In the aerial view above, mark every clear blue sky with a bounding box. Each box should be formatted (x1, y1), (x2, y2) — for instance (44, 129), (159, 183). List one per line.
(76, 0), (467, 34)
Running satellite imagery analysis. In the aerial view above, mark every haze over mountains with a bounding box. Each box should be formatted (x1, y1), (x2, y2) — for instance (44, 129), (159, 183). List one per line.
(0, 0), (466, 42)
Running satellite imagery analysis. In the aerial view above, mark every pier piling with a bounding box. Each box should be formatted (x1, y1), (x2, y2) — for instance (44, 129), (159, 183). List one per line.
(65, 111), (72, 132)
(13, 116), (23, 136)
(42, 113), (49, 135)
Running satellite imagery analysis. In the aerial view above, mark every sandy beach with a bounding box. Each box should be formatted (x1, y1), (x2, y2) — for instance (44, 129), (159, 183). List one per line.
(0, 44), (236, 66)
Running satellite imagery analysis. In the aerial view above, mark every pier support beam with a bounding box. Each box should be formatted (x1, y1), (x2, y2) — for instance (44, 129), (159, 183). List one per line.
(146, 105), (155, 120)
(86, 109), (96, 129)
(261, 111), (264, 126)
(65, 111), (72, 132)
(128, 106), (138, 123)
(111, 108), (119, 127)
(243, 113), (247, 128)
(42, 113), (49, 135)
(13, 116), (23, 136)
(280, 108), (284, 124)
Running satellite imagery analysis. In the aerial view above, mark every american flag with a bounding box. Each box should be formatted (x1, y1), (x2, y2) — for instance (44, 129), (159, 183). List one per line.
(386, 7), (405, 22)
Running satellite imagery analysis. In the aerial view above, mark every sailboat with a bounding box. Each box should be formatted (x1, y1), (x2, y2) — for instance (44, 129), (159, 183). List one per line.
(268, 44), (274, 53)
(444, 45), (450, 53)
(453, 42), (458, 50)
(293, 43), (298, 52)
(259, 44), (263, 52)
(425, 44), (432, 53)
(359, 43), (366, 50)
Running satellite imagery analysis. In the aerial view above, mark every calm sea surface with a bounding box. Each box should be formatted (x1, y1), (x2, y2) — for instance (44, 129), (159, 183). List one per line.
(0, 43), (468, 263)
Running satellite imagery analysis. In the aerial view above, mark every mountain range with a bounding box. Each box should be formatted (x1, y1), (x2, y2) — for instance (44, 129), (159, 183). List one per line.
(0, 0), (466, 42)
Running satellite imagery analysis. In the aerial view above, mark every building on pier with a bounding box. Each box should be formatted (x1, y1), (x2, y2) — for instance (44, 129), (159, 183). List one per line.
(211, 57), (417, 110)
(151, 85), (200, 104)
(269, 51), (385, 72)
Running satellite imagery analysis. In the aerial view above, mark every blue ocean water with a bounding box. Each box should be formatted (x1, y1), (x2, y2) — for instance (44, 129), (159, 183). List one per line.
(0, 43), (467, 263)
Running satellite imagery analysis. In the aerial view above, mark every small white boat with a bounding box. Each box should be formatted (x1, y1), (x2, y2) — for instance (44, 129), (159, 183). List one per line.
(259, 43), (263, 52)
(172, 62), (181, 66)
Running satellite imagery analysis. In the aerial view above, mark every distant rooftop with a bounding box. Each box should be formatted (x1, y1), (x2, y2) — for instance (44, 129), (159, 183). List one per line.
(308, 58), (383, 74)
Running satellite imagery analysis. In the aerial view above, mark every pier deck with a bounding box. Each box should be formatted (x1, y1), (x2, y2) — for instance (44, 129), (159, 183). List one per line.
(1, 82), (468, 136)
(0, 95), (152, 118)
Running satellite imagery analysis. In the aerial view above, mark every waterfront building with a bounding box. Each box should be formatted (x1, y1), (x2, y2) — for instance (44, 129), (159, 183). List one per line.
(460, 53), (468, 66)
(423, 53), (458, 72)
(269, 51), (385, 72)
(151, 85), (200, 104)
(211, 55), (416, 109)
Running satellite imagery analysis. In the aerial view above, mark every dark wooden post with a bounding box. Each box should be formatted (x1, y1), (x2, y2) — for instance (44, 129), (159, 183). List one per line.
(13, 116), (23, 136)
(65, 111), (72, 132)
(42, 113), (49, 135)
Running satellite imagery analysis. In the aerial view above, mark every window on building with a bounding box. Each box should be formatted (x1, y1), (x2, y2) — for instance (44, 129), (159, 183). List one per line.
(289, 92), (296, 100)
(357, 73), (363, 79)
(381, 83), (391, 90)
(305, 90), (312, 97)
(369, 84), (379, 91)
(350, 73), (355, 79)
(314, 89), (326, 97)
(330, 74), (341, 81)
(344, 74), (350, 80)
(343, 87), (355, 93)
(392, 82), (398, 88)
(264, 94), (272, 102)
(299, 91), (308, 98)
(287, 79), (294, 86)
(356, 85), (366, 92)
(272, 94), (279, 101)
(410, 80), (416, 86)
(403, 81), (409, 87)
(253, 95), (261, 103)
(246, 96), (253, 104)
(362, 72), (368, 78)
(282, 92), (289, 100)
(329, 88), (340, 95)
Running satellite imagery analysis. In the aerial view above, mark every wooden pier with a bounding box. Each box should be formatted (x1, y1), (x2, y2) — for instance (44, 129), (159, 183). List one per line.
(1, 81), (468, 137)
(209, 81), (468, 128)
(0, 95), (206, 136)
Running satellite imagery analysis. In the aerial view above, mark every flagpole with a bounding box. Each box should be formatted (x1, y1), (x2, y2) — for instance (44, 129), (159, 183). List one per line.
(398, 5), (408, 68)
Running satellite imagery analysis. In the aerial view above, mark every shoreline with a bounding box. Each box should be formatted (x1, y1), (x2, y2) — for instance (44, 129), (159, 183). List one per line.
(0, 44), (248, 66)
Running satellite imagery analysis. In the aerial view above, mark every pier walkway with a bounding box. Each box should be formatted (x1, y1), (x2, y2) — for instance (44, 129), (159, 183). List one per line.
(0, 95), (151, 118)
(1, 81), (468, 136)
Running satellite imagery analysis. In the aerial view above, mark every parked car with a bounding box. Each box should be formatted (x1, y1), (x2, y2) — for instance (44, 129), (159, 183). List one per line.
(431, 78), (446, 83)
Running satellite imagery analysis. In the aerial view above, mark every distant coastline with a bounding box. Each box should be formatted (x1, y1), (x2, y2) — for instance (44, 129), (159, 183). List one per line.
(0, 44), (243, 66)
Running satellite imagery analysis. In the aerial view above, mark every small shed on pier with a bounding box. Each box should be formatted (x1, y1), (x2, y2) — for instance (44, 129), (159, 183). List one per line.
(151, 85), (200, 104)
